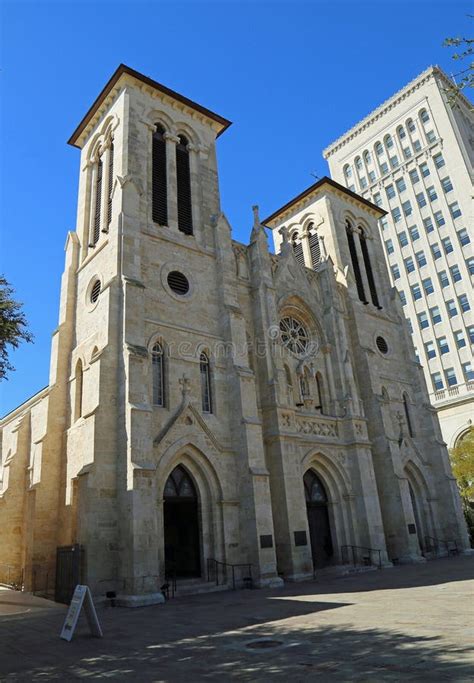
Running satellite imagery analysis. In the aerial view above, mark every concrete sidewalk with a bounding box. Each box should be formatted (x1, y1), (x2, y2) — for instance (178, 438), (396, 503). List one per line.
(0, 556), (473, 681)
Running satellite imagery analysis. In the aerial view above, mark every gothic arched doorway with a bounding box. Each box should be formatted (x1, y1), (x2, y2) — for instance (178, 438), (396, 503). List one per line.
(164, 466), (201, 577)
(304, 469), (333, 568)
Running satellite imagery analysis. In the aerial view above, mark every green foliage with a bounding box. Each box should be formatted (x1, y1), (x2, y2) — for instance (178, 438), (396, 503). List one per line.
(443, 19), (474, 107)
(0, 275), (33, 381)
(450, 429), (474, 544)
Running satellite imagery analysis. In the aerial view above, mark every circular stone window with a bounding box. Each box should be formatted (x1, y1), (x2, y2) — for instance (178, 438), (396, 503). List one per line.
(376, 336), (389, 355)
(167, 271), (189, 296)
(90, 279), (101, 304)
(280, 317), (309, 356)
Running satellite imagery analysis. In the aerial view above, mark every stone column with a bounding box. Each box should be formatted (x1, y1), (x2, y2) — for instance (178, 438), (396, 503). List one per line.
(164, 133), (179, 230)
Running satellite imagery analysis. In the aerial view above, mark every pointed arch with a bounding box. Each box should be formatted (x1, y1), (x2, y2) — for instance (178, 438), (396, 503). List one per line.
(200, 351), (212, 413)
(345, 220), (367, 303)
(358, 226), (380, 308)
(152, 341), (166, 407)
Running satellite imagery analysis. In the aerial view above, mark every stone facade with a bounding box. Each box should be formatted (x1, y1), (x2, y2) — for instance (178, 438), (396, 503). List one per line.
(0, 66), (470, 604)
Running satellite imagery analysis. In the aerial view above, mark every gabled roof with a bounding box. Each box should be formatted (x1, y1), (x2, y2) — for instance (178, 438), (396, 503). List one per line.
(68, 64), (232, 148)
(262, 176), (386, 227)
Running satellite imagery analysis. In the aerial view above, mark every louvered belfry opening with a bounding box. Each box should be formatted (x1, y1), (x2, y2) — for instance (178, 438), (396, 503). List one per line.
(359, 231), (381, 308)
(152, 124), (168, 225)
(107, 141), (114, 228)
(93, 157), (103, 245)
(308, 224), (321, 270)
(291, 234), (305, 267)
(345, 222), (367, 303)
(176, 135), (193, 235)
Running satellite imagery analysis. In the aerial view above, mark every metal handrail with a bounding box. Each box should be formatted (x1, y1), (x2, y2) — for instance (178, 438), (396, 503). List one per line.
(206, 558), (253, 589)
(341, 545), (382, 569)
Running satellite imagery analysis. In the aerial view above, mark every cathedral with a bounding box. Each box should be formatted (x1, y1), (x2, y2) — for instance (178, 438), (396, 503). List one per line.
(0, 65), (469, 605)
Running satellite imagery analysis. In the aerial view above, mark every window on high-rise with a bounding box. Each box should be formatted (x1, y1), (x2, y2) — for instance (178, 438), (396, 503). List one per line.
(390, 155), (399, 168)
(344, 164), (352, 179)
(411, 283), (422, 301)
(407, 318), (413, 333)
(368, 170), (376, 183)
(425, 341), (436, 359)
(407, 118), (416, 132)
(420, 162), (430, 177)
(391, 264), (401, 280)
(415, 250), (427, 268)
(364, 150), (372, 164)
(442, 237), (453, 254)
(423, 217), (434, 233)
(441, 177), (453, 193)
(360, 176), (368, 189)
(413, 140), (422, 152)
(385, 239), (394, 254)
(409, 168), (420, 184)
(433, 152), (445, 169)
(432, 371), (444, 390)
(459, 294), (470, 313)
(445, 367), (457, 387)
(380, 161), (389, 175)
(399, 290), (407, 306)
(454, 330), (466, 348)
(457, 228), (470, 246)
(373, 192), (382, 206)
(355, 156), (363, 170)
(422, 277), (434, 295)
(449, 202), (462, 219)
(404, 256), (415, 273)
(420, 109), (430, 123)
(397, 126), (406, 139)
(426, 130), (436, 143)
(403, 147), (412, 159)
(402, 200), (412, 216)
(463, 362), (474, 382)
(446, 299), (457, 317)
(418, 311), (429, 329)
(375, 142), (384, 156)
(437, 336), (449, 355)
(385, 134), (394, 149)
(396, 177), (406, 193)
(398, 231), (409, 248)
(431, 243), (442, 260)
(434, 211), (445, 227)
(438, 270), (449, 288)
(468, 326), (474, 344)
(467, 257), (474, 275)
(430, 306), (442, 324)
(416, 192), (427, 208)
(450, 264), (462, 283)
(409, 225), (420, 241)
(386, 184), (395, 200)
(380, 215), (389, 231)
(392, 207), (402, 223)
(427, 185), (438, 202)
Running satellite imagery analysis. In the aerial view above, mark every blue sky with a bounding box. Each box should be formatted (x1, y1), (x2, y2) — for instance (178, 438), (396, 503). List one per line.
(0, 0), (471, 415)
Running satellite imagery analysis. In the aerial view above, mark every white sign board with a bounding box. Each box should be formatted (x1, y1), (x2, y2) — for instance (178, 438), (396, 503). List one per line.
(60, 584), (103, 641)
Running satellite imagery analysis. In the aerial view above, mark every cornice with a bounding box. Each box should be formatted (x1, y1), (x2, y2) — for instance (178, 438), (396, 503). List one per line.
(323, 65), (472, 159)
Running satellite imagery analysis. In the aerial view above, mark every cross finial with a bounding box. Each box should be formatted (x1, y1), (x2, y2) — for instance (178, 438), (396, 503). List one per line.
(179, 373), (190, 398)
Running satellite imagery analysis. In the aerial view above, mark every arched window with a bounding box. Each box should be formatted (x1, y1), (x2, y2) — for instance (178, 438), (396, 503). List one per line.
(403, 393), (414, 437)
(397, 125), (406, 140)
(152, 124), (168, 225)
(359, 228), (381, 308)
(363, 150), (371, 164)
(200, 352), (212, 413)
(406, 118), (416, 133)
(343, 164), (352, 179)
(384, 134), (393, 150)
(375, 141), (384, 156)
(176, 135), (193, 235)
(152, 342), (165, 406)
(345, 221), (367, 303)
(107, 140), (114, 228)
(284, 364), (293, 405)
(308, 223), (321, 270)
(74, 360), (83, 421)
(291, 232), (305, 267)
(92, 156), (103, 245)
(354, 156), (363, 172)
(419, 108), (430, 124)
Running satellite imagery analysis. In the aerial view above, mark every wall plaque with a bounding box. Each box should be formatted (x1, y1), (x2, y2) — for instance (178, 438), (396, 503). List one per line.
(294, 530), (307, 546)
(260, 534), (273, 548)
(408, 523), (417, 535)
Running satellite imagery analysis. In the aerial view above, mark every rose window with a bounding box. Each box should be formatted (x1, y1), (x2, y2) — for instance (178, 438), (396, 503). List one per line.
(279, 317), (309, 355)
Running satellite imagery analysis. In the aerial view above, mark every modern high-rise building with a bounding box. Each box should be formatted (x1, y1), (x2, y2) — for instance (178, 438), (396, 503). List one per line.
(324, 66), (474, 449)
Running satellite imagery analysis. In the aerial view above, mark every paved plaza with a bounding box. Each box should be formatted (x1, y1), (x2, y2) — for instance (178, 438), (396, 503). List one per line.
(0, 556), (473, 681)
